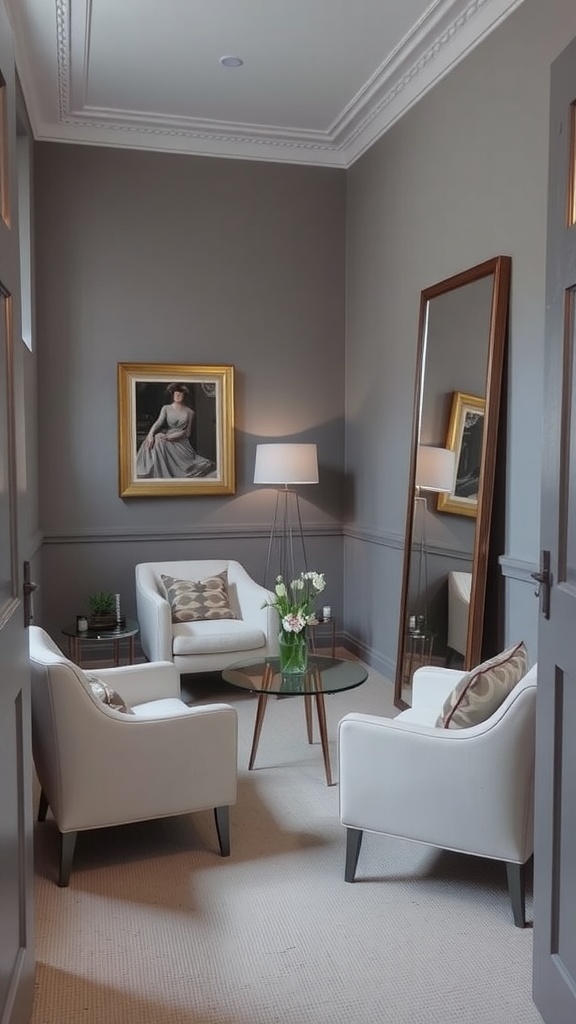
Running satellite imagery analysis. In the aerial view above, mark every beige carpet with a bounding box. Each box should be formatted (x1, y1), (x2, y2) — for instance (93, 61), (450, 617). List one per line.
(30, 660), (542, 1024)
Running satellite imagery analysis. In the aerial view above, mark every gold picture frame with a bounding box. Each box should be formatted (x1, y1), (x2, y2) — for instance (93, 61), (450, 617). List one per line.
(118, 363), (235, 497)
(437, 391), (485, 518)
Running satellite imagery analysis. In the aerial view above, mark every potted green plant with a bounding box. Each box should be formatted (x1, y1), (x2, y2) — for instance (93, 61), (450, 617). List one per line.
(88, 591), (117, 628)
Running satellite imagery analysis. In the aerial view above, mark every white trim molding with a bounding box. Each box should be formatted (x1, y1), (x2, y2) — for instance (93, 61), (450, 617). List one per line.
(8, 0), (527, 167)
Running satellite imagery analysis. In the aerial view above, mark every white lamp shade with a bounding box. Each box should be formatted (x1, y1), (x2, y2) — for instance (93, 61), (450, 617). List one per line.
(254, 443), (319, 485)
(416, 445), (455, 493)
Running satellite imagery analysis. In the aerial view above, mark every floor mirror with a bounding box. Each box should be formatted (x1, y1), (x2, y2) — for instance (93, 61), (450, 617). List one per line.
(394, 255), (511, 710)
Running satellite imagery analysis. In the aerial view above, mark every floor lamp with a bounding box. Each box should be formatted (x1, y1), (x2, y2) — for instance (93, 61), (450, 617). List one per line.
(413, 445), (456, 630)
(254, 443), (319, 589)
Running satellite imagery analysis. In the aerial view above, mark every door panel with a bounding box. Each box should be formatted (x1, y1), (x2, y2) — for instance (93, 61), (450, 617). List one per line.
(0, 5), (34, 1024)
(533, 32), (576, 1024)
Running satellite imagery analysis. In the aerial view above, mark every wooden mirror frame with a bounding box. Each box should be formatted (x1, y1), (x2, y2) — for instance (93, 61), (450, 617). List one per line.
(394, 255), (511, 710)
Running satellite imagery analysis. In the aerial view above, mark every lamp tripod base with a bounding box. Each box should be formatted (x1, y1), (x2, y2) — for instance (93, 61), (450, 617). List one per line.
(263, 487), (309, 589)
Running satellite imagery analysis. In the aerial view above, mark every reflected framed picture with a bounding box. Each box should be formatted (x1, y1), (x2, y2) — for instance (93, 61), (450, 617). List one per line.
(118, 363), (235, 497)
(437, 391), (485, 518)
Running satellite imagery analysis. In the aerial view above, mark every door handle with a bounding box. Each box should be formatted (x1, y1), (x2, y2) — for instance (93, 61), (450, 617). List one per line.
(22, 560), (39, 627)
(530, 549), (551, 620)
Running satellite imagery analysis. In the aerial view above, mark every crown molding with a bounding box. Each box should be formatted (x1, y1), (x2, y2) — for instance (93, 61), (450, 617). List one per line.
(333, 0), (526, 164)
(9, 0), (525, 167)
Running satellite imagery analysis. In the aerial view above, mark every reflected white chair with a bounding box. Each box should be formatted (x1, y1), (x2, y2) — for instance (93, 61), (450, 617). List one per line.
(447, 570), (472, 661)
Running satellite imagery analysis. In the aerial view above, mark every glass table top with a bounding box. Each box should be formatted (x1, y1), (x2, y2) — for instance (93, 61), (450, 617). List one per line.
(61, 618), (140, 640)
(223, 655), (368, 696)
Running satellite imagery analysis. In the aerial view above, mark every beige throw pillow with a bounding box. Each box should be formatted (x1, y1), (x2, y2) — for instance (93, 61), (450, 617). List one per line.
(85, 673), (133, 715)
(161, 570), (236, 623)
(436, 641), (527, 730)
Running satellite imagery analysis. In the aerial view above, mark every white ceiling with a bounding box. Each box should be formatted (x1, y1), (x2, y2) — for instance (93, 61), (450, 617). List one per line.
(6, 0), (525, 168)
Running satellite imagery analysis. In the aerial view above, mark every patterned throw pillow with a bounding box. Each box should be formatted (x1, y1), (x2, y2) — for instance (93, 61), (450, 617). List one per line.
(161, 570), (236, 623)
(435, 641), (528, 730)
(85, 673), (133, 715)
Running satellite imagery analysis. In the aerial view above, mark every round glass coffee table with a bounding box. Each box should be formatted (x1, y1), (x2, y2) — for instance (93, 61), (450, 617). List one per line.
(223, 655), (368, 786)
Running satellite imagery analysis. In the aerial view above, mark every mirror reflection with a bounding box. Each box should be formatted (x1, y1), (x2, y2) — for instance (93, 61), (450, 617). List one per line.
(394, 257), (511, 709)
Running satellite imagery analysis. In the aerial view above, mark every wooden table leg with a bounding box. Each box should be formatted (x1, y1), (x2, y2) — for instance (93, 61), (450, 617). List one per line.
(311, 663), (334, 782)
(248, 663), (273, 770)
(304, 693), (314, 743)
(128, 636), (135, 664)
(248, 693), (269, 770)
(314, 687), (333, 786)
(113, 639), (120, 666)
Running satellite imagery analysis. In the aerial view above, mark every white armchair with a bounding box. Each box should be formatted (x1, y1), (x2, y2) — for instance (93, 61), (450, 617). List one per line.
(135, 559), (279, 676)
(447, 570), (472, 659)
(338, 662), (537, 927)
(29, 625), (238, 886)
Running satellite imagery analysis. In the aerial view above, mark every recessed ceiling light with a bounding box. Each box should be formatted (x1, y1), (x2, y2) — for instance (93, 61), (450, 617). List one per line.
(219, 55), (244, 68)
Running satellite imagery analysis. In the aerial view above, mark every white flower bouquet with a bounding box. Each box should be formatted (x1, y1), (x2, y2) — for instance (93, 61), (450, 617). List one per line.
(264, 571), (326, 673)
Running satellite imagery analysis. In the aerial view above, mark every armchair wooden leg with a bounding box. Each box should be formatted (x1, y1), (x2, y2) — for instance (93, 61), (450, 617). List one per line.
(345, 827), (363, 882)
(214, 806), (230, 857)
(38, 788), (49, 822)
(506, 861), (526, 928)
(58, 831), (78, 887)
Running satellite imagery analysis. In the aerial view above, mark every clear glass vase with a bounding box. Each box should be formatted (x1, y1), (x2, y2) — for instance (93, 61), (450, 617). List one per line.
(278, 630), (308, 674)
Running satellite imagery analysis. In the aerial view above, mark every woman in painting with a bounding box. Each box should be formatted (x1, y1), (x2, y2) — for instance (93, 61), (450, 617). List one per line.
(454, 411), (483, 499)
(136, 383), (214, 479)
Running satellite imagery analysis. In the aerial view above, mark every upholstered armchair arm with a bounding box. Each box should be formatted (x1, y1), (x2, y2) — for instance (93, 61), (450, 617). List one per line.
(230, 565), (280, 648)
(135, 570), (173, 662)
(448, 571), (472, 656)
(264, 604), (280, 652)
(339, 683), (536, 862)
(411, 666), (467, 712)
(96, 661), (180, 704)
(55, 702), (238, 833)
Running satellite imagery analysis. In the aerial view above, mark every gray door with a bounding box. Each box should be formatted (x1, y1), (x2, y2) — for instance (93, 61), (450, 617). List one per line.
(533, 32), (576, 1024)
(0, 6), (34, 1024)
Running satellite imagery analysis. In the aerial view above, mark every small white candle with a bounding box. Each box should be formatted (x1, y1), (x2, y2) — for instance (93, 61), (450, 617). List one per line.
(322, 605), (331, 621)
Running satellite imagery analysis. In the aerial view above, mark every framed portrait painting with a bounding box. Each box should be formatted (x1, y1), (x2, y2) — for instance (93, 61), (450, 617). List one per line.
(118, 363), (235, 497)
(437, 391), (485, 518)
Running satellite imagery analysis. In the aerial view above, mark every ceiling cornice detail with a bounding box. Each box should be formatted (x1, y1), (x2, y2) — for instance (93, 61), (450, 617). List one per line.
(55, 0), (70, 120)
(15, 0), (525, 167)
(331, 0), (504, 156)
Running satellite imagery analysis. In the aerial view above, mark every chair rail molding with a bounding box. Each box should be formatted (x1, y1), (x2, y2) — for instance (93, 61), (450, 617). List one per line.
(499, 555), (539, 584)
(42, 522), (343, 545)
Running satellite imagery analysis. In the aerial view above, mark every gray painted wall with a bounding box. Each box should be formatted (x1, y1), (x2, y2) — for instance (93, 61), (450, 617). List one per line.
(34, 146), (346, 639)
(344, 0), (576, 676)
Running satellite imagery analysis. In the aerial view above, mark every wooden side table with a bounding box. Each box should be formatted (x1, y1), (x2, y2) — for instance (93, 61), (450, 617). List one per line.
(61, 619), (140, 667)
(307, 617), (336, 658)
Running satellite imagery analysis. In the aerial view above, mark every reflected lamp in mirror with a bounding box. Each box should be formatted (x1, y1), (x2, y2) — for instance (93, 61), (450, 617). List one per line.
(416, 445), (456, 494)
(411, 446), (456, 641)
(254, 443), (319, 588)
